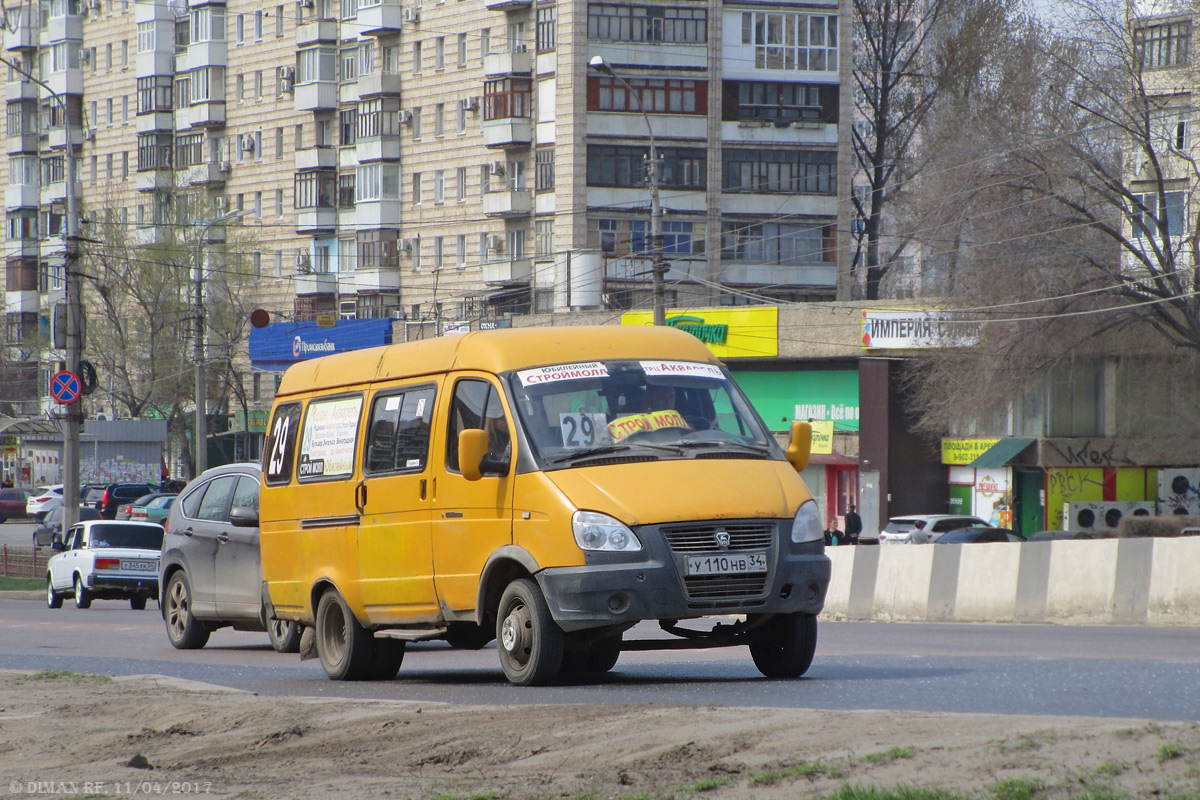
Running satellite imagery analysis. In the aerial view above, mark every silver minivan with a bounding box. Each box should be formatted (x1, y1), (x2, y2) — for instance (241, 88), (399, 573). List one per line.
(158, 463), (300, 652)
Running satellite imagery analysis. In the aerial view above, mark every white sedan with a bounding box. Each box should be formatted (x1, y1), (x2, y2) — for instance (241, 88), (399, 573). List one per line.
(47, 520), (163, 610)
(26, 484), (64, 521)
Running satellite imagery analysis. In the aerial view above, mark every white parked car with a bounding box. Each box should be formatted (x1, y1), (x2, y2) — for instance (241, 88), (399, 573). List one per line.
(877, 515), (989, 545)
(26, 484), (64, 521)
(46, 520), (164, 610)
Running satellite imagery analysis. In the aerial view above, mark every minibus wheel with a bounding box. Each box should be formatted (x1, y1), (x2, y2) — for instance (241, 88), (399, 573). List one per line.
(370, 638), (406, 680)
(316, 590), (375, 680)
(749, 612), (817, 678)
(496, 578), (565, 686)
(561, 634), (621, 674)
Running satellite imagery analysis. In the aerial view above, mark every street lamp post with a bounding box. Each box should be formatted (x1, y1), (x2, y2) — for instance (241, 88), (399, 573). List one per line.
(193, 210), (245, 477)
(589, 55), (666, 326)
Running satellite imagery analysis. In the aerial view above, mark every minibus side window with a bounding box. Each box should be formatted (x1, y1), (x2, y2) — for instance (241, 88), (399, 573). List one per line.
(263, 402), (302, 486)
(297, 395), (364, 481)
(365, 386), (436, 474)
(446, 379), (509, 474)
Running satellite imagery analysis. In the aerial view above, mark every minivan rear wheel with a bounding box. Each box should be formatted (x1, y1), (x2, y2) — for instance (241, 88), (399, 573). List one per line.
(164, 571), (210, 649)
(315, 590), (375, 681)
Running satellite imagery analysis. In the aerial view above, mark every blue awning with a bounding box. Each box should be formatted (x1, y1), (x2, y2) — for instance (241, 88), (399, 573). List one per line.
(969, 438), (1036, 468)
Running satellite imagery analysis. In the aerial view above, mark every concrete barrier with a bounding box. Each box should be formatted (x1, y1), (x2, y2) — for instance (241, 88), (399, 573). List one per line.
(821, 537), (1200, 625)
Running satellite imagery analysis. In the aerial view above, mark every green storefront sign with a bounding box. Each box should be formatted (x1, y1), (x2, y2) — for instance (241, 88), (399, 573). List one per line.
(730, 370), (859, 433)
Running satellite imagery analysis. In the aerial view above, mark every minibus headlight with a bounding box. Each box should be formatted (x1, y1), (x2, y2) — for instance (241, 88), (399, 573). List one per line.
(572, 511), (642, 552)
(791, 500), (823, 544)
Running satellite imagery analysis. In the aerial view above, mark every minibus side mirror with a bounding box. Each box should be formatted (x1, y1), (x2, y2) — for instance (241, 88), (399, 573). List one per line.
(785, 421), (812, 472)
(459, 429), (489, 481)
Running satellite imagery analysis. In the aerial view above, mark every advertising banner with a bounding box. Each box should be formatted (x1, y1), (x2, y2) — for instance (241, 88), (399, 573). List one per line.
(621, 307), (778, 358)
(862, 309), (980, 349)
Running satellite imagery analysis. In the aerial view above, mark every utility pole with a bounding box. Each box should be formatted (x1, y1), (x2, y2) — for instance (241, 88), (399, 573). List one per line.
(589, 56), (666, 326)
(194, 210), (245, 477)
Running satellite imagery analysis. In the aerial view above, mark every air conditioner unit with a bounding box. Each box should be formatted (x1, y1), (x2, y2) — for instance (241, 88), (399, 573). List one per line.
(1157, 468), (1200, 514)
(88, 0), (100, 10)
(82, 129), (94, 141)
(399, 238), (414, 254)
(214, 196), (228, 211)
(488, 161), (505, 176)
(486, 233), (504, 251)
(399, 109), (413, 125)
(301, 0), (315, 7)
(463, 95), (480, 112)
(295, 252), (311, 271)
(1064, 501), (1154, 533)
(79, 49), (90, 63)
(219, 160), (232, 173)
(240, 137), (257, 152)
(390, 309), (406, 319)
(402, 7), (419, 23)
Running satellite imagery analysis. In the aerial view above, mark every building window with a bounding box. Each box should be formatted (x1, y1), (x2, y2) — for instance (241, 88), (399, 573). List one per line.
(413, 40), (422, 73)
(535, 218), (554, 257)
(434, 102), (444, 136)
(276, 5), (284, 36)
(483, 78), (531, 120)
(720, 220), (834, 264)
(137, 76), (173, 113)
(191, 67), (225, 102)
(355, 162), (399, 200)
(175, 133), (203, 166)
(338, 173), (356, 207)
(136, 133), (173, 170)
(1135, 22), (1190, 68)
(435, 36), (445, 70)
(294, 170), (336, 208)
(434, 236), (444, 267)
(358, 40), (374, 76)
(587, 145), (705, 189)
(297, 46), (336, 83)
(457, 234), (467, 266)
(254, 9), (263, 40)
(236, 12), (244, 44)
(191, 5), (226, 43)
(588, 76), (705, 114)
(740, 11), (837, 71)
(276, 188), (284, 215)
(1131, 191), (1186, 238)
(537, 5), (557, 51)
(587, 4), (706, 44)
(457, 33), (467, 67)
(722, 148), (835, 194)
(357, 231), (400, 270)
(722, 81), (834, 122)
(137, 21), (155, 52)
(434, 169), (445, 203)
(357, 98), (399, 138)
(340, 108), (357, 145)
(412, 171), (422, 204)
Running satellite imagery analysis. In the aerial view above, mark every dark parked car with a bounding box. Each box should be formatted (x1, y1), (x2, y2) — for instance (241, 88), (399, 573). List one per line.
(933, 527), (1024, 544)
(0, 488), (32, 522)
(33, 505), (103, 547)
(94, 483), (158, 520)
(116, 492), (174, 521)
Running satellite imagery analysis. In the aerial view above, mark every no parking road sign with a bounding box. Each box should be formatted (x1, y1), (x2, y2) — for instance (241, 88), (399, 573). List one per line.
(51, 370), (81, 405)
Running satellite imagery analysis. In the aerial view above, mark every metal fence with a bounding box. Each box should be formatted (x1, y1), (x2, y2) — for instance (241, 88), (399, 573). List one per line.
(1, 544), (44, 579)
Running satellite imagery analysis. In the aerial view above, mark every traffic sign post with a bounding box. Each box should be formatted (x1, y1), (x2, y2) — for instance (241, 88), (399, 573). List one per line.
(50, 370), (82, 405)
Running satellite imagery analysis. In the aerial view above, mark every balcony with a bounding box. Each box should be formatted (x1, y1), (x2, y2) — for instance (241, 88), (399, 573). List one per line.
(187, 40), (227, 67)
(136, 168), (174, 193)
(41, 180), (81, 206)
(296, 20), (339, 46)
(294, 207), (338, 234)
(296, 146), (338, 171)
(483, 257), (531, 284)
(482, 189), (532, 217)
(295, 81), (337, 112)
(483, 49), (532, 77)
(188, 101), (226, 128)
(6, 81), (38, 101)
(136, 51), (175, 77)
(183, 161), (229, 185)
(134, 226), (169, 246)
(481, 119), (532, 148)
(353, 198), (402, 227)
(4, 22), (36, 51)
(355, 137), (400, 163)
(45, 125), (84, 150)
(7, 132), (39, 155)
(45, 14), (83, 43)
(44, 70), (83, 98)
(136, 111), (175, 134)
(6, 184), (39, 210)
(357, 1), (403, 34)
(349, 267), (402, 293)
(294, 271), (338, 295)
(357, 71), (402, 98)
(484, 0), (531, 10)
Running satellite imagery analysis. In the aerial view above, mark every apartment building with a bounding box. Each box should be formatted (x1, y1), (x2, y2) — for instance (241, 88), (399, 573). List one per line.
(3, 0), (843, 413)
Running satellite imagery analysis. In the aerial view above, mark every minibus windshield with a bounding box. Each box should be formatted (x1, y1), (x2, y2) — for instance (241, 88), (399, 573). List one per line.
(507, 359), (780, 468)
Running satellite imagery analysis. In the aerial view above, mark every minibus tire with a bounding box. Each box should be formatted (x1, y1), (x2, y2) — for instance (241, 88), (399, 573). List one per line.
(561, 634), (621, 674)
(749, 612), (817, 678)
(164, 572), (210, 649)
(316, 590), (375, 681)
(370, 637), (406, 680)
(496, 578), (565, 686)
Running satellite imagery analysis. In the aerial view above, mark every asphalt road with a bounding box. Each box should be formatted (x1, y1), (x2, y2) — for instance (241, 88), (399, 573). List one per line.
(2, 588), (1198, 720)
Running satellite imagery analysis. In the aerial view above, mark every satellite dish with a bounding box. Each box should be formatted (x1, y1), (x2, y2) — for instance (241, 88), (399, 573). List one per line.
(250, 309), (271, 329)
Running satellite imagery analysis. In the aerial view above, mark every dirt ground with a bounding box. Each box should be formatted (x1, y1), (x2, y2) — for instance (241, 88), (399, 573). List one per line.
(1, 671), (1198, 800)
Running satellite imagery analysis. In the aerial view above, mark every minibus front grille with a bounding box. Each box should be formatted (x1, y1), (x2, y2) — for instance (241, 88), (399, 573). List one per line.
(683, 573), (769, 599)
(661, 523), (776, 553)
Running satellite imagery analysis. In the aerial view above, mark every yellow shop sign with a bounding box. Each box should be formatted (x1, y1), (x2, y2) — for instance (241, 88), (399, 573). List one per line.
(810, 420), (835, 455)
(942, 438), (1000, 465)
(621, 307), (778, 358)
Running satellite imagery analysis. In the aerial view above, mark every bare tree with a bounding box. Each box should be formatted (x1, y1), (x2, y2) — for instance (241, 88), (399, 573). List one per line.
(850, 0), (1016, 298)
